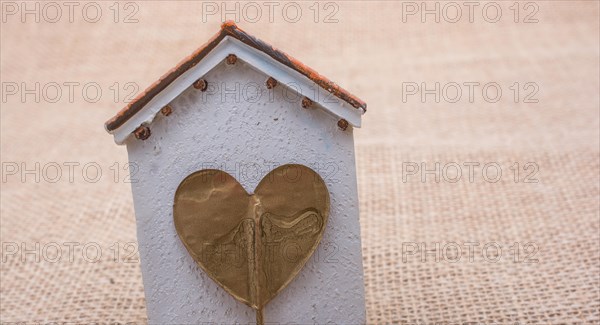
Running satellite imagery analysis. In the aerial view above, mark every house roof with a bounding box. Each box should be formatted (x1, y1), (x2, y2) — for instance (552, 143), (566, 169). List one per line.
(104, 21), (366, 136)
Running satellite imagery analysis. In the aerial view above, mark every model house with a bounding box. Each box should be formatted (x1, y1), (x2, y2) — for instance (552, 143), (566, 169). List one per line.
(104, 21), (367, 324)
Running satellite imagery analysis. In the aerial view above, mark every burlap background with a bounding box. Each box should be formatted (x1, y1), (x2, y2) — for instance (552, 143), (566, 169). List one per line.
(1, 1), (599, 323)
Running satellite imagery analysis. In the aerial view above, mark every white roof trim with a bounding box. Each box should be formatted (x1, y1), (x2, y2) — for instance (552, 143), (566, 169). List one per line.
(110, 36), (363, 145)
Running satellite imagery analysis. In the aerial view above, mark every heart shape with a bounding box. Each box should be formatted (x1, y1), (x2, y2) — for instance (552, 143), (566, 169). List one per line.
(173, 164), (329, 312)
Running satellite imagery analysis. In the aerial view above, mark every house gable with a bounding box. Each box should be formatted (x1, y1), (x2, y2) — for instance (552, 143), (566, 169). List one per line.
(105, 22), (366, 145)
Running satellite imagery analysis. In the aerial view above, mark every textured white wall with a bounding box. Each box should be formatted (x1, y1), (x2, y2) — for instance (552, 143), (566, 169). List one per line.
(125, 60), (366, 323)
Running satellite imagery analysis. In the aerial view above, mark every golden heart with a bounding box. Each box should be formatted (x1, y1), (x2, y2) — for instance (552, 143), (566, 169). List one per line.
(173, 164), (330, 315)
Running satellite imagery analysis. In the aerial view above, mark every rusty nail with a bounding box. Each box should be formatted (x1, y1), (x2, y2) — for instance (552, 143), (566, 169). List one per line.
(266, 77), (278, 89)
(193, 78), (208, 91)
(133, 125), (151, 140)
(226, 54), (237, 65)
(161, 105), (172, 116)
(301, 97), (313, 109)
(337, 119), (349, 131)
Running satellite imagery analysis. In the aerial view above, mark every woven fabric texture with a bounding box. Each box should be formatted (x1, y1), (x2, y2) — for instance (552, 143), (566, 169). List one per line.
(1, 1), (599, 323)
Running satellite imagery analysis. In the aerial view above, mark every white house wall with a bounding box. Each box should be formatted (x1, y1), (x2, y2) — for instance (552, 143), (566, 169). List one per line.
(125, 60), (366, 323)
